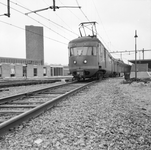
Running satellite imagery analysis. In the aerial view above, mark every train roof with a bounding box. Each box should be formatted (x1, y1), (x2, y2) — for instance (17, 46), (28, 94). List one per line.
(68, 36), (130, 66)
(69, 36), (101, 44)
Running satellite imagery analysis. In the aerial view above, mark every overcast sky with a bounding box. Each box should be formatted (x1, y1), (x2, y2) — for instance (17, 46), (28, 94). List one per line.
(0, 0), (151, 65)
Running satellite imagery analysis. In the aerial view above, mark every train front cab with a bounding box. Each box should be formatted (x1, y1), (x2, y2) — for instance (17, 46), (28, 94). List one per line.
(68, 41), (100, 80)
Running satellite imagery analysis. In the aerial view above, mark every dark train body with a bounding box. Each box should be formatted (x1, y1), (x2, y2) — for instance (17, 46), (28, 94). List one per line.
(68, 22), (131, 80)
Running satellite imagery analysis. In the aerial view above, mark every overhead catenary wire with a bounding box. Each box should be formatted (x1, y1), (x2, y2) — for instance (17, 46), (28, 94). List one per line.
(58, 0), (82, 22)
(91, 0), (111, 51)
(41, 0), (75, 36)
(42, 0), (49, 6)
(74, 0), (111, 52)
(25, 0), (81, 13)
(55, 12), (73, 32)
(0, 1), (70, 41)
(10, 1), (79, 37)
(27, 15), (70, 40)
(0, 19), (67, 45)
(11, 1), (70, 40)
(11, 1), (89, 40)
(41, 0), (71, 29)
(75, 0), (90, 22)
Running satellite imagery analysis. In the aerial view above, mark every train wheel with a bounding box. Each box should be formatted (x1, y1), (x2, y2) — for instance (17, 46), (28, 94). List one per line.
(77, 77), (81, 82)
(72, 77), (76, 81)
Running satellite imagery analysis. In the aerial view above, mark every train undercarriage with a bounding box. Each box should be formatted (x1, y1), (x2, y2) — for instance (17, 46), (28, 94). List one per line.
(71, 69), (122, 81)
(71, 70), (105, 81)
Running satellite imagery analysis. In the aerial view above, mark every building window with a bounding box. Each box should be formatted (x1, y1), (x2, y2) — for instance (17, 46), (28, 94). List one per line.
(51, 67), (53, 76)
(10, 67), (15, 77)
(23, 65), (27, 77)
(34, 68), (37, 76)
(43, 67), (47, 76)
(54, 68), (57, 76)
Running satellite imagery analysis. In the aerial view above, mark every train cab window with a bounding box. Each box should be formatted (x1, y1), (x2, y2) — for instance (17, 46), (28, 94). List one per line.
(86, 47), (92, 55)
(70, 48), (74, 56)
(87, 47), (97, 55)
(93, 47), (97, 55)
(70, 47), (97, 56)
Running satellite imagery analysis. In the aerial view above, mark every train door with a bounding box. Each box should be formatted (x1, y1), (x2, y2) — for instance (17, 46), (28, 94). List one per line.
(114, 61), (117, 75)
(98, 44), (105, 68)
(117, 62), (119, 74)
(107, 54), (111, 71)
(104, 49), (107, 68)
(111, 58), (113, 73)
(98, 43), (102, 67)
(113, 61), (116, 73)
(0, 66), (1, 77)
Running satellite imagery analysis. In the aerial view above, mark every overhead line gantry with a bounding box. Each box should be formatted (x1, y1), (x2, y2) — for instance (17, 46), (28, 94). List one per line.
(110, 49), (151, 60)
(25, 0), (81, 15)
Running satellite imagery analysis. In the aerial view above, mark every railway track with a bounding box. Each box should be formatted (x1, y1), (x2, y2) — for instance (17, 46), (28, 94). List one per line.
(0, 80), (96, 136)
(0, 77), (72, 88)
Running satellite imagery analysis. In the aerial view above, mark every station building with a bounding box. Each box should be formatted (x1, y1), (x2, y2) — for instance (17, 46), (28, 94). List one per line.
(129, 59), (151, 72)
(0, 25), (69, 79)
(0, 58), (67, 79)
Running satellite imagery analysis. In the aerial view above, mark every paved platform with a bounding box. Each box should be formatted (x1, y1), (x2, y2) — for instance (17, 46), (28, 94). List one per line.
(130, 72), (151, 78)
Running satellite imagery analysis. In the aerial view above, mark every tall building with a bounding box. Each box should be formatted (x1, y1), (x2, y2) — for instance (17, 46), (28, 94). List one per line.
(25, 26), (44, 65)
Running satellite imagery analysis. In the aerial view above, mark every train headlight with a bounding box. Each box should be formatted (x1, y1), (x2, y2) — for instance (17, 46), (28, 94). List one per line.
(83, 60), (87, 64)
(73, 60), (77, 64)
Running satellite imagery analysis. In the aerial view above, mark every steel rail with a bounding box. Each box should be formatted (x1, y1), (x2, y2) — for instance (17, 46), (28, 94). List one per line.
(0, 78), (72, 88)
(0, 81), (96, 136)
(0, 82), (72, 105)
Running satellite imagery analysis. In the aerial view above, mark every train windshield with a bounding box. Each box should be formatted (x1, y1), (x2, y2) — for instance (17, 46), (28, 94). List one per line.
(70, 47), (96, 56)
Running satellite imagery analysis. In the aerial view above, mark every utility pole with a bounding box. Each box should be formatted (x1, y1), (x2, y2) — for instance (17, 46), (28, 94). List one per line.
(0, 0), (10, 17)
(142, 48), (144, 60)
(134, 30), (138, 80)
(6, 0), (10, 17)
(53, 0), (55, 11)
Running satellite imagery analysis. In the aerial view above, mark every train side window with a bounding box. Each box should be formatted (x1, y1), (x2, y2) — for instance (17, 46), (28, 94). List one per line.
(70, 48), (74, 56)
(92, 47), (97, 55)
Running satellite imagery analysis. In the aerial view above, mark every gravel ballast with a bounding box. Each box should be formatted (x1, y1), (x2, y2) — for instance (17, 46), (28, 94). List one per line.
(0, 81), (64, 98)
(0, 78), (151, 149)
